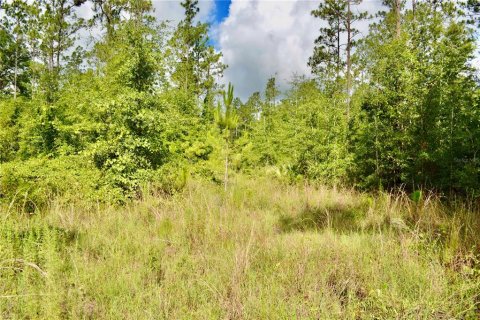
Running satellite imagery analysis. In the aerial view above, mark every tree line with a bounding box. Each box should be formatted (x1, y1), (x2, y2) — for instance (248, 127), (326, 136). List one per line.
(0, 0), (479, 206)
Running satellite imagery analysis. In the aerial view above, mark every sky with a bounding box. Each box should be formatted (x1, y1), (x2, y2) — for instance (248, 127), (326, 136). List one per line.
(210, 0), (386, 99)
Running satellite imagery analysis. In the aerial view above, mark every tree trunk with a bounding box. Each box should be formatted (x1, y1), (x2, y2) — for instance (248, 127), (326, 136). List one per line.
(224, 141), (229, 192)
(14, 44), (18, 100)
(450, 98), (454, 195)
(395, 0), (401, 38)
(375, 114), (379, 177)
(337, 17), (341, 79)
(412, 0), (416, 20)
(346, 0), (352, 119)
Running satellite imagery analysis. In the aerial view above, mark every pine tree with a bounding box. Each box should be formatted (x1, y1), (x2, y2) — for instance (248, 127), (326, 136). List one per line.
(37, 0), (87, 102)
(169, 0), (226, 108)
(0, 0), (33, 98)
(264, 76), (279, 108)
(237, 92), (260, 134)
(353, 1), (478, 192)
(90, 0), (129, 37)
(215, 83), (238, 191)
(309, 0), (368, 116)
(309, 0), (346, 77)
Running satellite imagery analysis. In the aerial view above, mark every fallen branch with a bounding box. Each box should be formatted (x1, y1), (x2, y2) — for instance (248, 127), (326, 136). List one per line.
(0, 259), (48, 278)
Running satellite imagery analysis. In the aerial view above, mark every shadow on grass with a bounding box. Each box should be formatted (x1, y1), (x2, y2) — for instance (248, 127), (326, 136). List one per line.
(279, 203), (366, 233)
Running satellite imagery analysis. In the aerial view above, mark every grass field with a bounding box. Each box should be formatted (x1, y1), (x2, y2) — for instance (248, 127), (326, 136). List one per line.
(0, 176), (479, 319)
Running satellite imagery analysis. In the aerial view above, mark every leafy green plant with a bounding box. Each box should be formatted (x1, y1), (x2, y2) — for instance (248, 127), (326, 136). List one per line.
(410, 190), (422, 204)
(215, 83), (239, 191)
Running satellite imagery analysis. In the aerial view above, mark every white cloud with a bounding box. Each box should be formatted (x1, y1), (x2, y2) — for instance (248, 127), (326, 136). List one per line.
(216, 0), (386, 100)
(74, 0), (216, 50)
(152, 0), (215, 24)
(75, 0), (216, 31)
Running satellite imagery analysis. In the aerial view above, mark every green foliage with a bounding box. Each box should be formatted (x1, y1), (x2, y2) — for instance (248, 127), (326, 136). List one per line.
(0, 3), (32, 97)
(0, 221), (76, 318)
(1, 0), (480, 205)
(215, 83), (238, 132)
(214, 83), (239, 189)
(236, 92), (260, 134)
(1, 1), (480, 318)
(240, 78), (351, 184)
(309, 0), (368, 78)
(0, 156), (111, 210)
(0, 98), (21, 162)
(264, 76), (279, 108)
(350, 2), (480, 194)
(0, 3), (219, 203)
(168, 0), (226, 103)
(410, 190), (422, 203)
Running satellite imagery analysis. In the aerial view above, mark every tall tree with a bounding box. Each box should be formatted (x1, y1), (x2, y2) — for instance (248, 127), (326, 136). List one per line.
(90, 0), (129, 37)
(463, 0), (480, 27)
(309, 0), (346, 78)
(37, 0), (87, 102)
(381, 0), (406, 38)
(395, 0), (402, 37)
(168, 0), (226, 108)
(353, 0), (478, 192)
(264, 76), (279, 108)
(237, 92), (261, 133)
(0, 0), (33, 98)
(309, 0), (368, 116)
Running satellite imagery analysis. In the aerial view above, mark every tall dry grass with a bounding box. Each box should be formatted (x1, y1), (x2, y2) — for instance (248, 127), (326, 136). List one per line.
(0, 175), (478, 319)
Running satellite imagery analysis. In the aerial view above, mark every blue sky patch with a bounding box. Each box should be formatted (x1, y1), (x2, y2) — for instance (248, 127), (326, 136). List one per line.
(214, 0), (231, 24)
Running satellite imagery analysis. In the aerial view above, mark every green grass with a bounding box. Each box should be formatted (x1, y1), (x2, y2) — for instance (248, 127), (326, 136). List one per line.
(0, 176), (479, 319)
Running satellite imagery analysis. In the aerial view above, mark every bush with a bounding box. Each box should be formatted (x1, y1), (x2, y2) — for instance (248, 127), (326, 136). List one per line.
(0, 156), (120, 211)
